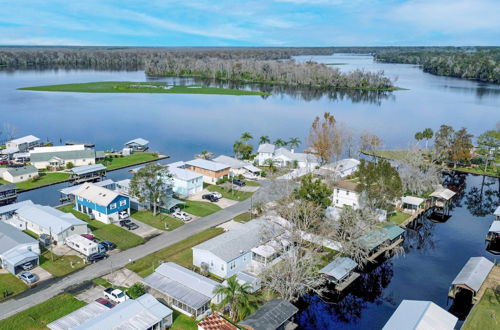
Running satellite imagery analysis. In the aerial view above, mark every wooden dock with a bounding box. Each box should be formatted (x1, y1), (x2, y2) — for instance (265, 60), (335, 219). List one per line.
(335, 272), (360, 291)
(367, 237), (404, 262)
(400, 208), (426, 228)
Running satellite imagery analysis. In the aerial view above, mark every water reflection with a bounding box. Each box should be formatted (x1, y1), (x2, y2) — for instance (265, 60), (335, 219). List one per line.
(465, 176), (500, 217)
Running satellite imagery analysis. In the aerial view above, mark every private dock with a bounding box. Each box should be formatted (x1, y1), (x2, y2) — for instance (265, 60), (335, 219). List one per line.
(367, 237), (404, 262)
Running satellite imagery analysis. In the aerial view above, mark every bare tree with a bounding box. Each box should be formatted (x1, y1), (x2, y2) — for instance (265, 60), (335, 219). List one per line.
(307, 112), (345, 166)
(396, 144), (440, 196)
(359, 131), (382, 156)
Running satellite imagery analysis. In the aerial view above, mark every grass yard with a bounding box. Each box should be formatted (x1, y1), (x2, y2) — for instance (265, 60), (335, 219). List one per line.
(0, 172), (71, 191)
(19, 81), (269, 96)
(387, 211), (411, 225)
(40, 250), (86, 277)
(58, 204), (145, 250)
(171, 310), (198, 330)
(0, 274), (28, 302)
(462, 289), (500, 330)
(131, 210), (184, 231)
(98, 152), (164, 170)
(244, 180), (260, 187)
(206, 184), (253, 201)
(23, 229), (39, 239)
(0, 293), (86, 330)
(182, 200), (221, 217)
(234, 212), (254, 223)
(126, 227), (224, 277)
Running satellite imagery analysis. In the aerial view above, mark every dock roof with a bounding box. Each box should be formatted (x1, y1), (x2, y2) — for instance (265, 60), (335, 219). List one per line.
(401, 196), (425, 206)
(489, 221), (500, 234)
(383, 300), (457, 330)
(0, 183), (17, 193)
(71, 164), (106, 176)
(73, 182), (121, 206)
(125, 138), (149, 146)
(319, 257), (357, 281)
(185, 159), (230, 172)
(0, 221), (37, 254)
(430, 185), (456, 201)
(451, 256), (494, 292)
(8, 135), (40, 145)
(240, 299), (298, 330)
(357, 225), (405, 251)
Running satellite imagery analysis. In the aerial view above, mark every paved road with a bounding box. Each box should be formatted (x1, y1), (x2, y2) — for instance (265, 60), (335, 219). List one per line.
(0, 179), (291, 319)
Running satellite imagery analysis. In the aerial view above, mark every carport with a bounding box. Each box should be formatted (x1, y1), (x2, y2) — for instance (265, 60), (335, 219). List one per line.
(3, 249), (39, 274)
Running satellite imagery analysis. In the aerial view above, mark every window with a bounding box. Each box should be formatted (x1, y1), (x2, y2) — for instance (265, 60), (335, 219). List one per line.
(110, 203), (117, 210)
(337, 189), (340, 194)
(346, 191), (350, 196)
(119, 200), (126, 207)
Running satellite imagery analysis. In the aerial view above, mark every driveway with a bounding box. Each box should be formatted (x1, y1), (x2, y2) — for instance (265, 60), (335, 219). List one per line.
(52, 244), (83, 257)
(103, 269), (142, 288)
(117, 221), (162, 239)
(187, 189), (238, 209)
(75, 285), (104, 304)
(221, 182), (260, 192)
(30, 266), (53, 283)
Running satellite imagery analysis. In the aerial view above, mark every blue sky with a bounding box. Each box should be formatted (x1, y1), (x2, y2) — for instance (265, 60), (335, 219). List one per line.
(0, 0), (498, 46)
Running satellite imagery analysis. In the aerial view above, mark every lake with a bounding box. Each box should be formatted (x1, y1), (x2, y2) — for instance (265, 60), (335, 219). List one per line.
(1, 54), (499, 329)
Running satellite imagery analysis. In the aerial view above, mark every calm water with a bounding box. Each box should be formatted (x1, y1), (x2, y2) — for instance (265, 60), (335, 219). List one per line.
(1, 54), (499, 328)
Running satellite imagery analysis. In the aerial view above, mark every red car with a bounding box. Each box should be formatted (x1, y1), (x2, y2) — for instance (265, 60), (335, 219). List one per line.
(0, 160), (9, 165)
(95, 298), (115, 308)
(81, 234), (97, 242)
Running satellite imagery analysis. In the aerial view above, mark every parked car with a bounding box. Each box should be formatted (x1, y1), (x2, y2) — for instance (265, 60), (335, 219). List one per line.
(20, 262), (35, 271)
(0, 160), (9, 165)
(103, 288), (129, 303)
(81, 234), (98, 242)
(18, 272), (39, 284)
(169, 206), (180, 213)
(100, 240), (116, 251)
(98, 243), (108, 253)
(95, 298), (115, 308)
(172, 211), (192, 221)
(202, 193), (219, 202)
(118, 210), (129, 220)
(87, 252), (108, 263)
(210, 192), (222, 199)
(119, 219), (139, 230)
(233, 179), (246, 187)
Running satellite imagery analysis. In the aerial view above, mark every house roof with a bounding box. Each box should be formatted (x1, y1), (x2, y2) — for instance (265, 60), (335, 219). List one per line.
(240, 299), (298, 330)
(334, 180), (359, 192)
(489, 221), (500, 234)
(168, 165), (203, 181)
(185, 159), (230, 172)
(8, 135), (40, 145)
(193, 219), (281, 262)
(59, 179), (115, 196)
(382, 300), (457, 330)
(494, 206), (500, 217)
(258, 143), (275, 153)
(0, 200), (33, 215)
(274, 148), (318, 163)
(451, 257), (494, 292)
(1, 147), (19, 155)
(213, 155), (247, 169)
(69, 294), (172, 330)
(429, 185), (456, 201)
(357, 225), (405, 251)
(5, 165), (38, 177)
(319, 257), (357, 281)
(2, 249), (38, 266)
(15, 204), (87, 235)
(47, 301), (110, 330)
(125, 138), (149, 146)
(31, 145), (86, 153)
(244, 164), (261, 173)
(401, 196), (425, 206)
(73, 182), (122, 206)
(323, 158), (360, 172)
(0, 221), (37, 255)
(0, 183), (17, 193)
(30, 149), (96, 162)
(143, 262), (219, 310)
(198, 313), (237, 330)
(71, 164), (106, 176)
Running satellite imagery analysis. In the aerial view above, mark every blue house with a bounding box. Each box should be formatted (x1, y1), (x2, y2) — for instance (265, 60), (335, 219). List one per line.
(73, 182), (130, 224)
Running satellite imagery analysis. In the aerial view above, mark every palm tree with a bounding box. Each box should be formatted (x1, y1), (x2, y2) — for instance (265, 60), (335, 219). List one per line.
(213, 276), (258, 322)
(241, 132), (253, 143)
(233, 141), (243, 159)
(422, 128), (434, 149)
(274, 138), (287, 147)
(414, 131), (424, 147)
(200, 150), (210, 160)
(259, 135), (271, 144)
(265, 158), (277, 173)
(288, 137), (301, 149)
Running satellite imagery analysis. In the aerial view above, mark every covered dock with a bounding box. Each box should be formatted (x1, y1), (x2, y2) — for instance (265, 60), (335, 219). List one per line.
(401, 196), (426, 213)
(70, 164), (107, 184)
(319, 257), (359, 291)
(486, 221), (500, 242)
(448, 256), (494, 304)
(357, 225), (405, 262)
(0, 183), (17, 206)
(383, 300), (457, 330)
(429, 185), (456, 217)
(125, 138), (149, 152)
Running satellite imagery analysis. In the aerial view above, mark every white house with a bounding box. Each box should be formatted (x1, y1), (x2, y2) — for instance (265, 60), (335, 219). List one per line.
(322, 158), (360, 178)
(192, 219), (285, 279)
(256, 143), (275, 166)
(6, 135), (42, 152)
(0, 221), (40, 274)
(331, 180), (361, 209)
(8, 204), (88, 244)
(256, 143), (319, 169)
(213, 155), (261, 179)
(1, 165), (38, 183)
(30, 149), (97, 169)
(166, 163), (204, 198)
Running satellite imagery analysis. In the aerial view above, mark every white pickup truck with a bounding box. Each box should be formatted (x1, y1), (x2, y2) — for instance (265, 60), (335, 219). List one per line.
(103, 288), (129, 303)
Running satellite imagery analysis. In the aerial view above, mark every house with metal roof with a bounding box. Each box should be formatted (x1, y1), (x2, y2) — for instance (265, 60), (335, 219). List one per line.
(240, 299), (298, 330)
(8, 204), (88, 244)
(125, 138), (150, 152)
(0, 200), (34, 220)
(448, 256), (494, 304)
(48, 294), (173, 330)
(319, 257), (359, 291)
(6, 135), (42, 152)
(1, 165), (38, 183)
(321, 158), (360, 178)
(73, 182), (130, 223)
(0, 221), (40, 274)
(212, 155), (261, 179)
(30, 149), (98, 170)
(383, 300), (457, 330)
(0, 183), (17, 206)
(142, 262), (222, 319)
(185, 159), (231, 184)
(70, 164), (107, 184)
(166, 163), (204, 198)
(198, 313), (237, 330)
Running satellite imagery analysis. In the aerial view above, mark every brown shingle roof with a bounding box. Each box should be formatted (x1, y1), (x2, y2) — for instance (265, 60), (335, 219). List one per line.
(334, 180), (359, 192)
(198, 313), (237, 330)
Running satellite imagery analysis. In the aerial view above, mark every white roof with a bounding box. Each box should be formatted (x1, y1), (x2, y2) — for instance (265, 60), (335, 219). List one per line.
(73, 182), (121, 206)
(430, 185), (456, 200)
(323, 158), (360, 172)
(59, 179), (115, 195)
(0, 200), (34, 215)
(168, 166), (203, 181)
(16, 204), (87, 235)
(244, 164), (261, 173)
(452, 256), (494, 292)
(65, 234), (98, 248)
(383, 300), (457, 330)
(185, 159), (229, 172)
(125, 138), (149, 146)
(31, 145), (85, 154)
(258, 143), (275, 153)
(8, 135), (40, 145)
(1, 147), (19, 155)
(47, 301), (109, 330)
(274, 148), (318, 163)
(213, 155), (246, 169)
(401, 196), (425, 206)
(489, 221), (500, 233)
(494, 206), (500, 217)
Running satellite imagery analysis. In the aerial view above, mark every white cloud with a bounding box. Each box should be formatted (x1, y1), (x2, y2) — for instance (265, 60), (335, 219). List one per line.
(0, 37), (91, 46)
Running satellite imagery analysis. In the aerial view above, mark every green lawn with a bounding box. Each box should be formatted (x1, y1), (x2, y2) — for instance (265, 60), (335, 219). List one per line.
(462, 289), (500, 330)
(0, 172), (71, 191)
(244, 180), (260, 187)
(206, 184), (253, 201)
(182, 200), (221, 217)
(58, 204), (145, 250)
(98, 152), (164, 170)
(23, 229), (39, 239)
(234, 212), (254, 223)
(171, 310), (198, 330)
(19, 81), (270, 96)
(131, 210), (184, 231)
(0, 293), (86, 330)
(40, 250), (87, 277)
(387, 211), (411, 225)
(126, 227), (224, 277)
(0, 274), (28, 302)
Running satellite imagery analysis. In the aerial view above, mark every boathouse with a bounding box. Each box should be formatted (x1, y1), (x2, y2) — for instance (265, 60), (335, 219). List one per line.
(70, 164), (107, 184)
(357, 225), (405, 262)
(486, 222), (500, 242)
(125, 138), (149, 152)
(0, 184), (17, 206)
(240, 299), (298, 330)
(319, 257), (359, 291)
(448, 256), (494, 304)
(383, 300), (457, 330)
(400, 196), (425, 213)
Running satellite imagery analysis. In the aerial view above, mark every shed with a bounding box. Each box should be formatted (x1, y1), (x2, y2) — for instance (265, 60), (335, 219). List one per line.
(319, 257), (357, 283)
(382, 300), (457, 330)
(449, 257), (494, 303)
(401, 196), (425, 210)
(240, 299), (298, 330)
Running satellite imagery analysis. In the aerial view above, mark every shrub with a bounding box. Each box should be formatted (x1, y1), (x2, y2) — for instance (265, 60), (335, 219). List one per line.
(66, 162), (74, 169)
(127, 283), (146, 299)
(31, 175), (40, 182)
